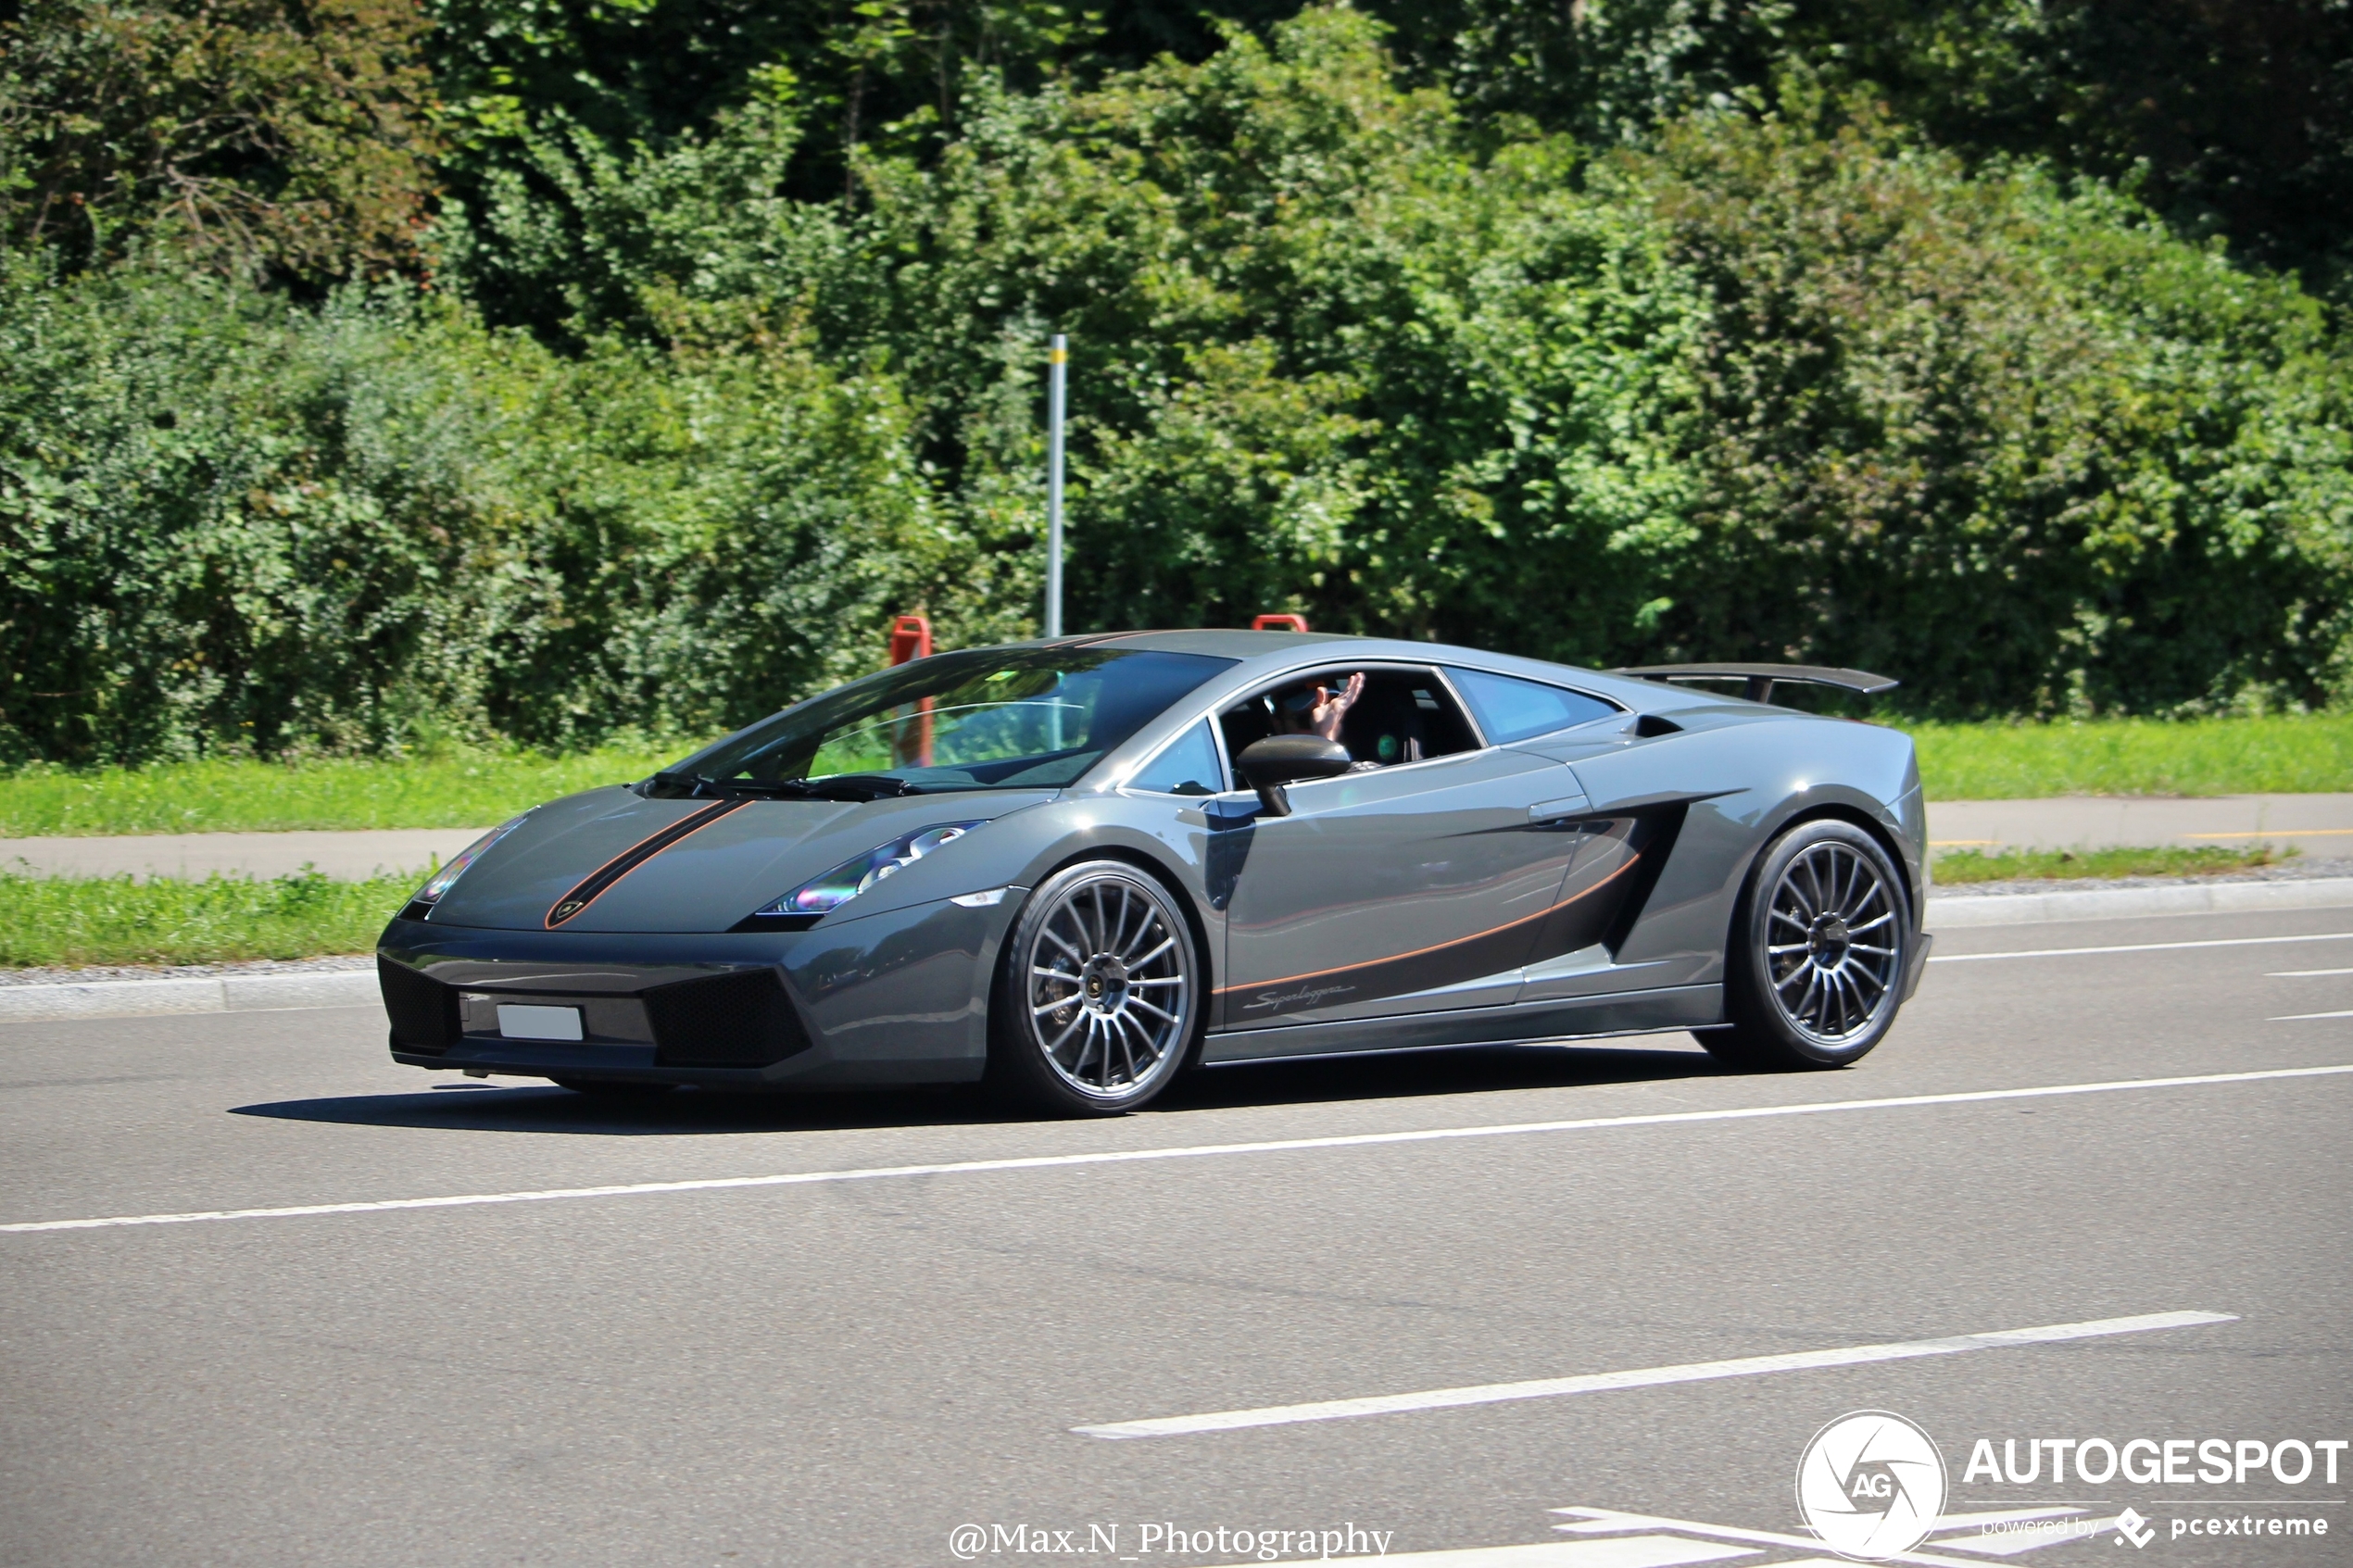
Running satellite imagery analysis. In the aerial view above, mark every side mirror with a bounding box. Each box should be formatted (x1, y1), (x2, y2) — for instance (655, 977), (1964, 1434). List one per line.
(1235, 735), (1353, 818)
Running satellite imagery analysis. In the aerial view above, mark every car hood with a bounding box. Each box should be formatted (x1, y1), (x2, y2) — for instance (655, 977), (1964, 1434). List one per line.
(419, 784), (1053, 934)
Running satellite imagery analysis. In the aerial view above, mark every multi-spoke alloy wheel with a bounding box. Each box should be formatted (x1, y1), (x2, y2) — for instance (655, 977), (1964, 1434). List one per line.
(1699, 819), (1912, 1072)
(989, 861), (1199, 1113)
(1761, 838), (1902, 1045)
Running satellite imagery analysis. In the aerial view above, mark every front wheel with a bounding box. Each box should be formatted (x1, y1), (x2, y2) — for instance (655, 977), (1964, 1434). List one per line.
(1699, 819), (1911, 1072)
(987, 860), (1203, 1116)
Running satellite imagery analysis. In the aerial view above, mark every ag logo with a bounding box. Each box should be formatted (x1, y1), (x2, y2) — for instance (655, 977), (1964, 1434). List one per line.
(1794, 1410), (1948, 1561)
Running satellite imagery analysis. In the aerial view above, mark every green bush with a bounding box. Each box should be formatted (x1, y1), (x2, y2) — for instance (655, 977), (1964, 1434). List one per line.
(813, 14), (2353, 715)
(1620, 101), (2353, 716)
(3, 7), (2349, 770)
(0, 257), (1028, 765)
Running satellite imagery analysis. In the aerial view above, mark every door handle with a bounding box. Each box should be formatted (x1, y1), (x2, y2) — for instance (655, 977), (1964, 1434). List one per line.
(1529, 794), (1592, 822)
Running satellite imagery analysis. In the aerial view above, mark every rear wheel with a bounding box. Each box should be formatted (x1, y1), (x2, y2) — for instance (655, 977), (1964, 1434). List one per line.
(1698, 819), (1910, 1072)
(987, 860), (1202, 1116)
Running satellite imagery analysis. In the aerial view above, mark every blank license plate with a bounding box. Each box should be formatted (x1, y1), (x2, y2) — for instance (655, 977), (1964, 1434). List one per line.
(497, 1004), (584, 1042)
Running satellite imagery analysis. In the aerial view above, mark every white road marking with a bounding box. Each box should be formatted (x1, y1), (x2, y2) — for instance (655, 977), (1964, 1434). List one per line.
(1070, 1311), (2233, 1438)
(1927, 1517), (2115, 1557)
(2271, 1010), (2353, 1022)
(4, 1066), (2347, 1236)
(1927, 1510), (2088, 1530)
(1552, 1508), (2023, 1568)
(1249, 1540), (1756, 1568)
(1930, 931), (2353, 963)
(2269, 968), (2353, 977)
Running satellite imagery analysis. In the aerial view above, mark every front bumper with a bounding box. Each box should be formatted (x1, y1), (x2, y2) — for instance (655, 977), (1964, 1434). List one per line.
(376, 891), (1013, 1088)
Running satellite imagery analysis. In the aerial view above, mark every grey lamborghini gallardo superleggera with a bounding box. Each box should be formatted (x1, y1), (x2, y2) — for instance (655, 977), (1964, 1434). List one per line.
(376, 630), (1931, 1114)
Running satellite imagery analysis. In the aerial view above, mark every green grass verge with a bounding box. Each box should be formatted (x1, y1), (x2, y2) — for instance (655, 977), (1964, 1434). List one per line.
(1911, 711), (2353, 799)
(0, 871), (414, 967)
(3, 712), (2350, 837)
(0, 744), (682, 836)
(1931, 845), (2293, 884)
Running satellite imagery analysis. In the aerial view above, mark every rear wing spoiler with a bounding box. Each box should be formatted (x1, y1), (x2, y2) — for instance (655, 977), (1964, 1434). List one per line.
(1609, 663), (1899, 706)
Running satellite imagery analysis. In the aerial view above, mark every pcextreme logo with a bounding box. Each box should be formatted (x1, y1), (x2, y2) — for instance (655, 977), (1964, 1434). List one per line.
(1794, 1410), (1949, 1562)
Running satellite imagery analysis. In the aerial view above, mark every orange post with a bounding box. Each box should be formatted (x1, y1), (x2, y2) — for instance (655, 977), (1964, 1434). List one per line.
(887, 614), (935, 767)
(887, 614), (934, 665)
(1251, 613), (1310, 633)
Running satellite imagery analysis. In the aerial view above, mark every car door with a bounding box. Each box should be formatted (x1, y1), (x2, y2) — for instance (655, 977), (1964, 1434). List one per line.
(1214, 666), (1584, 1031)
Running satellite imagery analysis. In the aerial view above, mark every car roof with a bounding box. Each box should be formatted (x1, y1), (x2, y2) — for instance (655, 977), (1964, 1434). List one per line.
(1027, 628), (1720, 710)
(1048, 628), (1357, 658)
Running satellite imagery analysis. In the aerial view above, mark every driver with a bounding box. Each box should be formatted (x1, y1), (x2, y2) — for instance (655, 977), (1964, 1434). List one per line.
(1276, 671), (1383, 771)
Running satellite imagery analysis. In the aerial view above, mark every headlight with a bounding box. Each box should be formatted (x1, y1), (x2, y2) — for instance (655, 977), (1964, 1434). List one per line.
(410, 813), (532, 908)
(757, 822), (984, 917)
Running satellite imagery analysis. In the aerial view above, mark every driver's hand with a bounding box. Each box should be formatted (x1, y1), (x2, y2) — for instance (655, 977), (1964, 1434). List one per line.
(1310, 671), (1365, 741)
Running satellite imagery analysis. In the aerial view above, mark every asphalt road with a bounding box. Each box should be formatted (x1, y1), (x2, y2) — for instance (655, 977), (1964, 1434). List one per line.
(3, 907), (2347, 1568)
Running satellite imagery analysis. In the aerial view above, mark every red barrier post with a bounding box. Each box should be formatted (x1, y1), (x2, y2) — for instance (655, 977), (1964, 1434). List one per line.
(887, 614), (935, 766)
(1251, 613), (1310, 633)
(887, 614), (934, 665)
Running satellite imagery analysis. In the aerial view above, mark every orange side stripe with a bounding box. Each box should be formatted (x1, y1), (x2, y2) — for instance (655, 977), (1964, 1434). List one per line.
(1213, 853), (1642, 997)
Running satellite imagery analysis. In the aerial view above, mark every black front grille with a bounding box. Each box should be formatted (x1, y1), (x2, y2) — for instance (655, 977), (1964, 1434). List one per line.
(645, 969), (812, 1068)
(379, 957), (455, 1054)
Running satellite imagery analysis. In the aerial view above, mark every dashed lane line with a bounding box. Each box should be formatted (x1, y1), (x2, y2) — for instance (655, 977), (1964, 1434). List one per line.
(1071, 1311), (2235, 1439)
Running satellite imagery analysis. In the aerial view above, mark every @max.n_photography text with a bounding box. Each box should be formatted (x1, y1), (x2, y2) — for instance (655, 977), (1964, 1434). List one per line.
(947, 1522), (1396, 1561)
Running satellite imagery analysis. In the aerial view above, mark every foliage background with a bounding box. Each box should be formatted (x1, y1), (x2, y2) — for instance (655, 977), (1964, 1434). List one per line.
(2, 0), (2349, 765)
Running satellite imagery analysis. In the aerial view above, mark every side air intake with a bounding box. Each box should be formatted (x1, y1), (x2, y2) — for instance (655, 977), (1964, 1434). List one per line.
(379, 957), (456, 1054)
(645, 969), (813, 1068)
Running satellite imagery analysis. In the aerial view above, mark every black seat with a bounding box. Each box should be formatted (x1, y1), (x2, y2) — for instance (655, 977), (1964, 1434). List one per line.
(1339, 678), (1428, 767)
(1219, 696), (1279, 762)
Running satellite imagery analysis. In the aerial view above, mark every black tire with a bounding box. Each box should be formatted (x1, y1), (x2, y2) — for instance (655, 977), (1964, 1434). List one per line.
(549, 1077), (677, 1098)
(985, 859), (1204, 1116)
(1698, 818), (1911, 1072)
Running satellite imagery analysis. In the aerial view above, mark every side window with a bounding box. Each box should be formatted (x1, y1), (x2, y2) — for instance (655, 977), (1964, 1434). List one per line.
(1127, 721), (1224, 796)
(1448, 667), (1619, 744)
(1218, 668), (1480, 772)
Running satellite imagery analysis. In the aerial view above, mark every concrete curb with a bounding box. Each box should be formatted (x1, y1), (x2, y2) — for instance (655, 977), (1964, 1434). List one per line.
(6, 877), (2353, 1024)
(0, 968), (377, 1023)
(1928, 876), (2353, 930)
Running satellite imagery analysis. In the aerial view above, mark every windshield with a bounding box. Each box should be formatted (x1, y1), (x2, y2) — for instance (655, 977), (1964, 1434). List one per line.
(650, 647), (1234, 797)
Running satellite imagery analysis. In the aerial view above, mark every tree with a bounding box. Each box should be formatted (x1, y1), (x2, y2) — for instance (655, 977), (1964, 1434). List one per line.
(0, 0), (442, 285)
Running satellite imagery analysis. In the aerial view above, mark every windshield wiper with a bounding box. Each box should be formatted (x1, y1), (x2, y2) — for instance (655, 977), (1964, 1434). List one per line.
(645, 770), (744, 798)
(792, 772), (931, 801)
(647, 771), (817, 800)
(646, 770), (928, 802)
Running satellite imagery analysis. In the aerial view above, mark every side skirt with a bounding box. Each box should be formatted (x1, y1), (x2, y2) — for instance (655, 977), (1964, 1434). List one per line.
(1199, 983), (1723, 1065)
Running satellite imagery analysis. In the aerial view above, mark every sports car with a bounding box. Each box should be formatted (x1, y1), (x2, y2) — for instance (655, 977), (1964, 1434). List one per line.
(376, 631), (1931, 1114)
